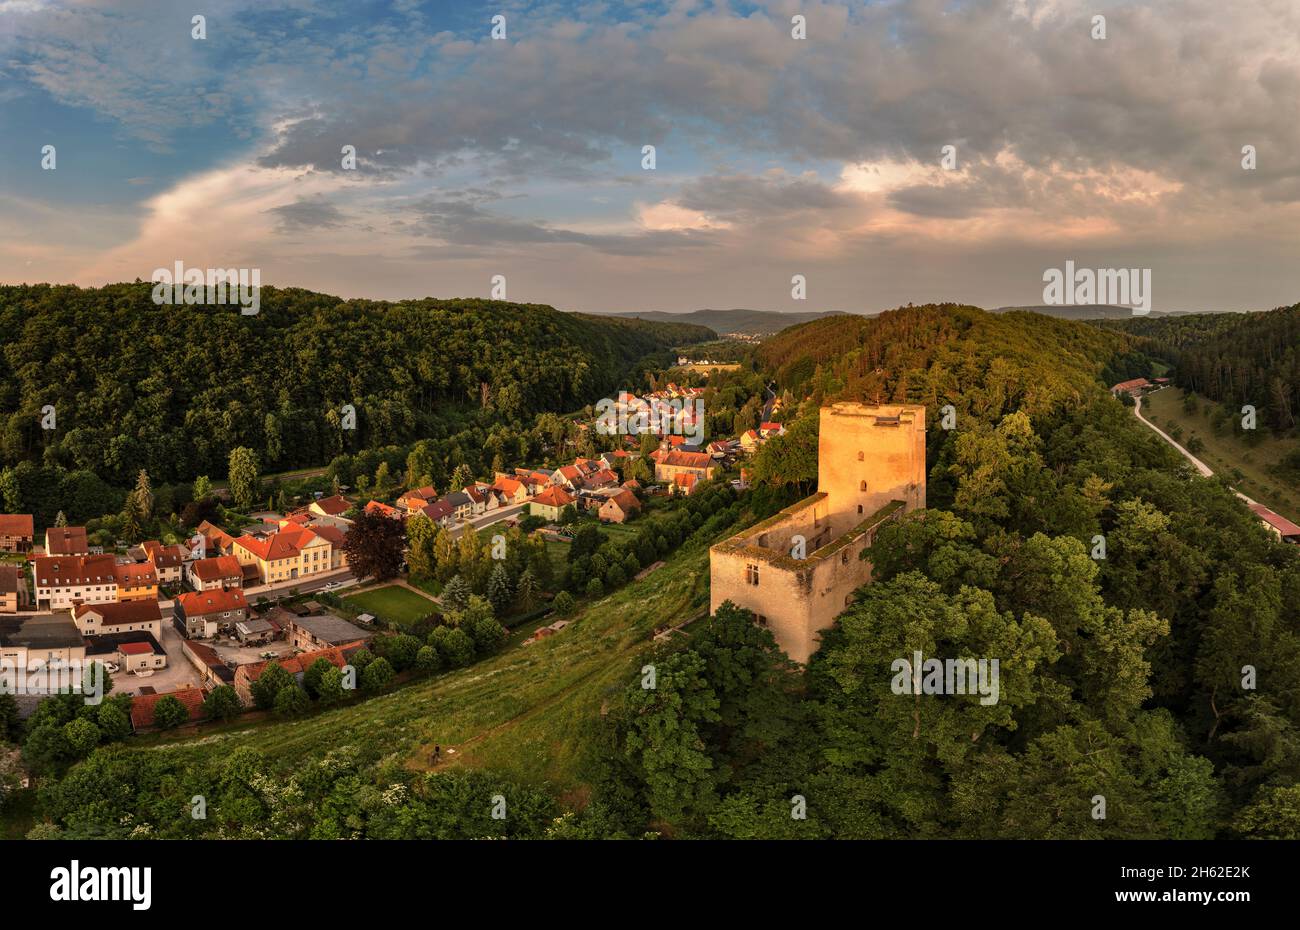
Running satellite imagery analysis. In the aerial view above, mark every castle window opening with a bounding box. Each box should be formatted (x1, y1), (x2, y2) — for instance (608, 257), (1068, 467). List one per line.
(860, 480), (868, 491)
(857, 451), (864, 461)
(745, 563), (759, 586)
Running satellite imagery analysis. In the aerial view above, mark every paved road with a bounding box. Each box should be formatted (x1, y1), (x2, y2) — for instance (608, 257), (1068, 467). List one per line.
(1133, 392), (1259, 506)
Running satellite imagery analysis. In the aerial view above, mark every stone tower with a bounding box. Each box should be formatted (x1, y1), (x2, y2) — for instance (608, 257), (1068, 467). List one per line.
(709, 402), (927, 663)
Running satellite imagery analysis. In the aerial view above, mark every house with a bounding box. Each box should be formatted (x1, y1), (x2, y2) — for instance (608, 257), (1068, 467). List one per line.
(530, 486), (575, 522)
(306, 523), (350, 570)
(465, 485), (496, 514)
(232, 526), (337, 584)
(550, 465), (583, 491)
(44, 526), (89, 556)
(73, 600), (163, 639)
(1249, 504), (1300, 544)
(175, 587), (249, 639)
(309, 495), (354, 519)
(0, 614), (87, 692)
(0, 566), (23, 614)
(187, 554), (244, 591)
(490, 476), (531, 506)
(365, 500), (404, 520)
(583, 468), (620, 491)
(113, 561), (159, 601)
(396, 485), (439, 515)
(1110, 377), (1153, 397)
(130, 686), (207, 731)
(599, 489), (642, 524)
(182, 638), (236, 688)
(759, 421), (786, 438)
(33, 555), (121, 610)
(420, 499), (456, 528)
(141, 540), (187, 586)
(443, 490), (478, 522)
(286, 614), (374, 651)
(739, 429), (762, 454)
(195, 520), (236, 557)
(233, 642), (364, 704)
(86, 631), (167, 675)
(0, 514), (34, 553)
(654, 450), (716, 492)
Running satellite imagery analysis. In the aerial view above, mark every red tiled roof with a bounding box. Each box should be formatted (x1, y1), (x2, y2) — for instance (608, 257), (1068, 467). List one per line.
(661, 450), (713, 469)
(130, 686), (206, 730)
(760, 421), (783, 432)
(1249, 504), (1300, 537)
(177, 587), (248, 616)
(312, 495), (352, 516)
(533, 486), (575, 508)
(235, 526), (326, 562)
(421, 499), (455, 521)
(45, 526), (89, 555)
(1110, 378), (1151, 392)
(0, 514), (33, 537)
(190, 555), (243, 582)
(603, 489), (640, 512)
(74, 600), (162, 624)
(492, 477), (524, 495)
(365, 500), (403, 518)
(119, 641), (154, 656)
(34, 554), (117, 587)
(113, 562), (157, 587)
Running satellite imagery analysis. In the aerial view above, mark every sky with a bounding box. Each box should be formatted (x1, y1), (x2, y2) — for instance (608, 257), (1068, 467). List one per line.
(1, 0), (1298, 314)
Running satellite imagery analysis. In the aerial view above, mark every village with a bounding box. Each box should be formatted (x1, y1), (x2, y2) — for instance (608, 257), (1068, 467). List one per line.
(0, 382), (790, 734)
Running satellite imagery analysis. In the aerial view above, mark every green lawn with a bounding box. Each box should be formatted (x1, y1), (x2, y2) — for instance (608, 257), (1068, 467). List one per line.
(1143, 387), (1300, 524)
(111, 541), (717, 790)
(343, 584), (438, 627)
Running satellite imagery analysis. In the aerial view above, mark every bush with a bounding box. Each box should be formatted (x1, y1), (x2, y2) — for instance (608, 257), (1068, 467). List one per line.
(151, 696), (190, 730)
(362, 657), (396, 692)
(552, 591), (576, 615)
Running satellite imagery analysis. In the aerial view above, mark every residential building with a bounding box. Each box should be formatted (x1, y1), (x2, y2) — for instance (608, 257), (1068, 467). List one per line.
(234, 617), (276, 645)
(397, 485), (439, 515)
(1110, 377), (1153, 397)
(174, 587), (249, 639)
(1249, 504), (1300, 544)
(234, 642), (364, 704)
(309, 495), (353, 519)
(599, 489), (641, 524)
(654, 450), (716, 493)
(72, 601), (163, 639)
(530, 486), (575, 522)
(33, 555), (120, 610)
(187, 554), (244, 591)
(195, 520), (236, 557)
(420, 499), (456, 528)
(490, 476), (531, 505)
(286, 614), (374, 651)
(232, 526), (336, 584)
(365, 500), (404, 520)
(0, 514), (34, 553)
(44, 526), (89, 556)
(113, 561), (159, 601)
(141, 540), (187, 586)
(759, 421), (786, 438)
(739, 429), (762, 454)
(0, 565), (23, 614)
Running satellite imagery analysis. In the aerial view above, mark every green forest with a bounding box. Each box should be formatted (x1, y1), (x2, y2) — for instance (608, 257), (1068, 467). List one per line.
(0, 283), (710, 490)
(11, 304), (1300, 839)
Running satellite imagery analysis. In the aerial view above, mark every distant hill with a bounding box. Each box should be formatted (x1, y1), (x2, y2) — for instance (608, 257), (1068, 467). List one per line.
(993, 305), (1221, 321)
(608, 308), (849, 336)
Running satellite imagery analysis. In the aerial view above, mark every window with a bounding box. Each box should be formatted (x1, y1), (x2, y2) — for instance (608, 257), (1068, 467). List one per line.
(857, 451), (864, 461)
(841, 551), (849, 565)
(857, 505), (864, 514)
(745, 563), (760, 586)
(755, 614), (768, 627)
(860, 480), (868, 491)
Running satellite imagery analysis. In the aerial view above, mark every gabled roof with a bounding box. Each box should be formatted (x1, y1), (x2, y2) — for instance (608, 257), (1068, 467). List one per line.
(312, 495), (352, 516)
(177, 587), (248, 616)
(235, 526), (329, 562)
(398, 485), (438, 502)
(34, 554), (118, 587)
(533, 486), (575, 508)
(0, 514), (33, 537)
(190, 554), (243, 582)
(421, 499), (455, 521)
(661, 450), (713, 469)
(44, 526), (89, 555)
(365, 500), (403, 519)
(74, 600), (162, 625)
(1249, 504), (1300, 537)
(113, 562), (158, 587)
(603, 489), (640, 512)
(492, 476), (524, 495)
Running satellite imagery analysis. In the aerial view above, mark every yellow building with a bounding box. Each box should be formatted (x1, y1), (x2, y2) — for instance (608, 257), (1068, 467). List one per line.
(709, 403), (926, 663)
(232, 526), (336, 584)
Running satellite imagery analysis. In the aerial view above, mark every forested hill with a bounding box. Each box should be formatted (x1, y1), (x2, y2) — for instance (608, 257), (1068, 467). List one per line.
(1101, 304), (1300, 432)
(756, 303), (1143, 421)
(612, 307), (847, 335)
(0, 283), (711, 485)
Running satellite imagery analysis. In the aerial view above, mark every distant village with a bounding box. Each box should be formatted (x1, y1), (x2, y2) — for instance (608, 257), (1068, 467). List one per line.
(0, 381), (791, 732)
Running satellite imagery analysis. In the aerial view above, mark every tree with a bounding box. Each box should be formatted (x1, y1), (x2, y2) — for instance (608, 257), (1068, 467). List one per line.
(552, 590), (575, 615)
(152, 696), (191, 730)
(449, 463), (472, 492)
(317, 666), (347, 704)
(443, 574), (471, 611)
(62, 718), (100, 757)
(53, 510), (67, 527)
(202, 685), (243, 721)
(193, 475), (212, 501)
(302, 658), (336, 698)
(515, 569), (539, 613)
(250, 662), (293, 711)
(487, 562), (514, 615)
(406, 513), (438, 579)
(133, 468), (154, 520)
(362, 657), (396, 692)
(96, 701), (132, 742)
(416, 645), (442, 675)
(227, 447), (260, 511)
(340, 509), (406, 582)
(428, 626), (475, 668)
(376, 633), (421, 672)
(274, 684), (310, 717)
